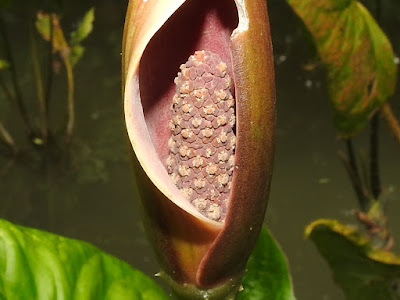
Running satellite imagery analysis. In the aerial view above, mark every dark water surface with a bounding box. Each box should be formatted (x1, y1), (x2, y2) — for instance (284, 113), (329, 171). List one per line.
(1, 0), (400, 299)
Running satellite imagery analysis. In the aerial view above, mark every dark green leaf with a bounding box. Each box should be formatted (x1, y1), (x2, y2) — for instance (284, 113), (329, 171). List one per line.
(70, 8), (95, 46)
(306, 219), (400, 300)
(238, 227), (296, 300)
(0, 218), (168, 300)
(287, 0), (397, 137)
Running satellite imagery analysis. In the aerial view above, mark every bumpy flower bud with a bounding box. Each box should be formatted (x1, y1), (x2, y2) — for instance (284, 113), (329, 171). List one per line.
(122, 0), (275, 298)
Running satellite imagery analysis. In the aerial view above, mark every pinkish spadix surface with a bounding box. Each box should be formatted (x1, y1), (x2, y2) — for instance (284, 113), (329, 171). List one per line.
(123, 0), (275, 295)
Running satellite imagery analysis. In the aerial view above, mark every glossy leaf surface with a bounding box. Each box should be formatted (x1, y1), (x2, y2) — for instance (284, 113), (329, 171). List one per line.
(0, 218), (168, 300)
(288, 0), (397, 137)
(306, 219), (400, 300)
(238, 227), (296, 300)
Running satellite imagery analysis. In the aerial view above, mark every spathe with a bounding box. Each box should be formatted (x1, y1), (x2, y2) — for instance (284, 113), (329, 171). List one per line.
(122, 0), (275, 297)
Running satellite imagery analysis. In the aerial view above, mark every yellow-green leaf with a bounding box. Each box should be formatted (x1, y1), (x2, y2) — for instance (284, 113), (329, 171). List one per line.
(288, 0), (397, 137)
(306, 219), (400, 299)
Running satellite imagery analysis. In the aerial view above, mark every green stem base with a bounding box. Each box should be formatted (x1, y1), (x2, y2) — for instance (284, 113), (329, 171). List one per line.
(159, 271), (243, 300)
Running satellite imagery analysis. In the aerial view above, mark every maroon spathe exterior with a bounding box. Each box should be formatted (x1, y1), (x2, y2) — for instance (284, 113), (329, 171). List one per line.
(197, 0), (275, 286)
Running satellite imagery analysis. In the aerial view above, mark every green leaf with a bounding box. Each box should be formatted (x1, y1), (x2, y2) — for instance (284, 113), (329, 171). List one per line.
(70, 8), (95, 46)
(35, 11), (52, 40)
(70, 44), (85, 66)
(238, 227), (296, 300)
(0, 218), (168, 300)
(306, 219), (400, 300)
(287, 0), (397, 137)
(36, 12), (69, 54)
(0, 59), (9, 70)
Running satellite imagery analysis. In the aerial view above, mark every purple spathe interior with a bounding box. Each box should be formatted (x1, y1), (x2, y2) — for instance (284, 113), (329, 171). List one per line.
(139, 0), (239, 165)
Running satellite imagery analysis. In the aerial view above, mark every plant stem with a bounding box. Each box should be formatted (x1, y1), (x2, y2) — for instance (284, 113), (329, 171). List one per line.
(30, 24), (48, 142)
(0, 13), (33, 136)
(64, 60), (74, 144)
(381, 103), (400, 146)
(344, 138), (369, 211)
(0, 75), (15, 102)
(0, 120), (17, 153)
(368, 0), (382, 200)
(369, 113), (381, 199)
(44, 14), (54, 132)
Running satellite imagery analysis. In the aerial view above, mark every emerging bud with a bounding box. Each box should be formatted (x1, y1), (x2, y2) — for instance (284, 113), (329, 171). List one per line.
(122, 0), (275, 298)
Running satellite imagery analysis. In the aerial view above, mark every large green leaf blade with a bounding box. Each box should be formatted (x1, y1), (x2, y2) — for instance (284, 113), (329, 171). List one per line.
(306, 219), (400, 300)
(287, 0), (397, 137)
(0, 218), (168, 300)
(238, 227), (296, 300)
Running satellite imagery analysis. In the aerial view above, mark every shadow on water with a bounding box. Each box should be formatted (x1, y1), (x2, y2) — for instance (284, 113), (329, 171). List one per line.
(0, 0), (400, 299)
